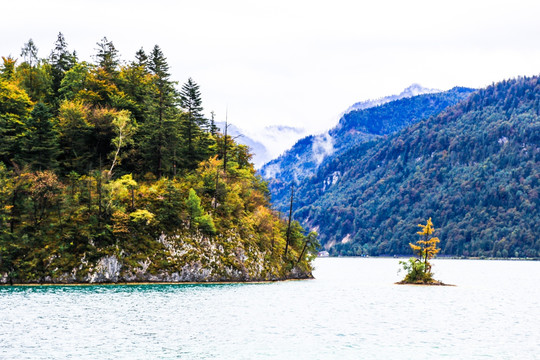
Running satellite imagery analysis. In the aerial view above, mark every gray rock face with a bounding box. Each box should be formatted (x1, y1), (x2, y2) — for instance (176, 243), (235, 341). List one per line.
(86, 256), (122, 283)
(0, 233), (313, 284)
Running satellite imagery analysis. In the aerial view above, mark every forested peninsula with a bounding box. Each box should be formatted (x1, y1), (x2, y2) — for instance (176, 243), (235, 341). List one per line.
(0, 34), (317, 284)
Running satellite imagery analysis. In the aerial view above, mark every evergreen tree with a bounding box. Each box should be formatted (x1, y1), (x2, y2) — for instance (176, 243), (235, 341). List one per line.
(23, 102), (60, 171)
(179, 78), (210, 169)
(21, 39), (38, 67)
(139, 45), (179, 177)
(94, 37), (119, 76)
(124, 48), (151, 112)
(49, 32), (76, 103)
(134, 48), (148, 67)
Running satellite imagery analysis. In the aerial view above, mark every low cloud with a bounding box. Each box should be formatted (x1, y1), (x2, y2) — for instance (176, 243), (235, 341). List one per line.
(311, 132), (334, 165)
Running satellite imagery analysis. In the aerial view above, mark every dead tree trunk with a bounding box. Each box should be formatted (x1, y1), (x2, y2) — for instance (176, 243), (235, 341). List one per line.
(284, 184), (294, 257)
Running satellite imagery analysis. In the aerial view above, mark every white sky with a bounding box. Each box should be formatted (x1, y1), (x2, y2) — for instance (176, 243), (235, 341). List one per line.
(3, 0), (540, 134)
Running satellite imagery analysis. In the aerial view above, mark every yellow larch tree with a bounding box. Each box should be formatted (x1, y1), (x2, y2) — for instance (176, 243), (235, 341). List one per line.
(409, 217), (440, 273)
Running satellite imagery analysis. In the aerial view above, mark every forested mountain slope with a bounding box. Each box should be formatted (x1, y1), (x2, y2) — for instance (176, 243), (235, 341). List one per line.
(295, 77), (540, 258)
(261, 87), (475, 212)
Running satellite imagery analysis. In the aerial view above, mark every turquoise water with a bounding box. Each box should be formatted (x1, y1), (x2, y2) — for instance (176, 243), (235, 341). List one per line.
(1, 258), (539, 359)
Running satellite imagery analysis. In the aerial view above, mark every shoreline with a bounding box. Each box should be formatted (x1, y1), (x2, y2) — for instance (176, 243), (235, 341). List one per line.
(0, 277), (313, 287)
(317, 256), (539, 261)
(394, 281), (456, 287)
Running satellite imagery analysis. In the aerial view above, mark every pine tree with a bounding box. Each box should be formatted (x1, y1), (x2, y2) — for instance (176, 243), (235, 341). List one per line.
(179, 78), (210, 169)
(23, 102), (60, 171)
(94, 37), (119, 76)
(139, 45), (179, 177)
(49, 32), (76, 102)
(21, 39), (38, 67)
(134, 48), (148, 67)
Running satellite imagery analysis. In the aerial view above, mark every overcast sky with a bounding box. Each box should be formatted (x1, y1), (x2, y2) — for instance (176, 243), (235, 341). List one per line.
(3, 0), (540, 134)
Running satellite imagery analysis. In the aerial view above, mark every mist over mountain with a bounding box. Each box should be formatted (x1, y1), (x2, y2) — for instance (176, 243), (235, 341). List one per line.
(292, 76), (540, 258)
(215, 122), (307, 168)
(261, 86), (475, 212)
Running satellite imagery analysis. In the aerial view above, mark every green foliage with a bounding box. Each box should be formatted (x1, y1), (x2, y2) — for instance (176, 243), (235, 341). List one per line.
(399, 258), (432, 283)
(23, 102), (61, 171)
(0, 36), (316, 283)
(49, 32), (77, 102)
(186, 188), (203, 227)
(185, 188), (216, 234)
(284, 78), (539, 258)
(179, 77), (212, 170)
(262, 87), (475, 212)
(0, 79), (33, 166)
(197, 214), (216, 235)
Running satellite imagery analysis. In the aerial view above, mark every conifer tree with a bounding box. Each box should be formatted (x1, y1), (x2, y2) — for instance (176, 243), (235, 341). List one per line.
(399, 218), (441, 283)
(179, 78), (210, 169)
(23, 102), (60, 171)
(410, 217), (440, 271)
(21, 39), (38, 67)
(49, 32), (76, 102)
(140, 45), (179, 177)
(134, 48), (148, 67)
(94, 37), (119, 76)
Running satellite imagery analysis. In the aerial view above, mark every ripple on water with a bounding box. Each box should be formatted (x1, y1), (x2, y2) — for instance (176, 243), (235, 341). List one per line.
(1, 258), (539, 359)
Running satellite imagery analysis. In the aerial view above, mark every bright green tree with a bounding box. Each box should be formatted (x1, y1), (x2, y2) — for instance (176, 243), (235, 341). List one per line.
(58, 62), (90, 101)
(185, 188), (216, 234)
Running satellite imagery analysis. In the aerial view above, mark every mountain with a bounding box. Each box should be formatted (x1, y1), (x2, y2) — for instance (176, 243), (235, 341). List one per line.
(344, 84), (440, 113)
(215, 121), (269, 168)
(215, 122), (307, 168)
(261, 86), (476, 212)
(293, 76), (540, 258)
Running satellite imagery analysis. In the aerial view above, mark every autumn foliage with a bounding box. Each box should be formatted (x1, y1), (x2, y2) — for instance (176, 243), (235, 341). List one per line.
(399, 218), (441, 284)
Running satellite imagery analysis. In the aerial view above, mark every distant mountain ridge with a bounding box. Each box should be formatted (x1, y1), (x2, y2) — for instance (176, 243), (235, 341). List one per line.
(261, 86), (475, 212)
(215, 122), (307, 168)
(293, 76), (540, 258)
(344, 84), (440, 113)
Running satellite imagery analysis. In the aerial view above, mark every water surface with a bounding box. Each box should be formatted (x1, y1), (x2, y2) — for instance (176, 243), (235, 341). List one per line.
(1, 258), (539, 359)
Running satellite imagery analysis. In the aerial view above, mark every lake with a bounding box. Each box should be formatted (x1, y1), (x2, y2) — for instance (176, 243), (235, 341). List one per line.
(1, 258), (539, 359)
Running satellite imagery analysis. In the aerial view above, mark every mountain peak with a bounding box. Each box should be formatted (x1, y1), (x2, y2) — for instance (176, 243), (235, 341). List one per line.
(345, 84), (441, 114)
(400, 83), (440, 97)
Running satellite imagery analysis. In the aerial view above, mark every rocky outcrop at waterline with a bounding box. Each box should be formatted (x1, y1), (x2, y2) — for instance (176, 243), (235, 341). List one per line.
(0, 233), (313, 285)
